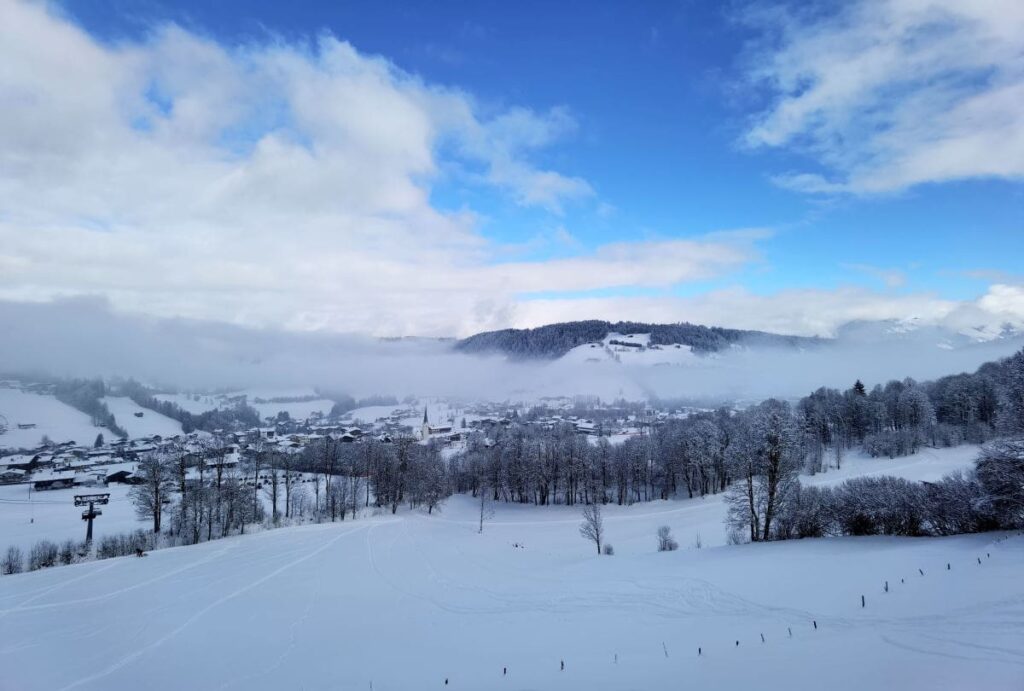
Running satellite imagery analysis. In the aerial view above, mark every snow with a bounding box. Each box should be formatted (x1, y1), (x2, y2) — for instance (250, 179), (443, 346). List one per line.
(344, 404), (407, 425)
(560, 332), (701, 367)
(248, 398), (336, 422)
(2, 444), (1017, 690)
(803, 445), (980, 487)
(155, 389), (336, 421)
(101, 397), (182, 438)
(153, 393), (224, 414)
(0, 388), (114, 450)
(1, 501), (1020, 690)
(0, 480), (141, 553)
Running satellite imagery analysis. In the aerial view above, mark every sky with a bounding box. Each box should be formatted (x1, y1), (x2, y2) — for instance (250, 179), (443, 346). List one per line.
(0, 0), (1022, 339)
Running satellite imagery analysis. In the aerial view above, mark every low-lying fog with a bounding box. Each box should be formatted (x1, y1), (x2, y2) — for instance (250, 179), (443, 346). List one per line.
(1, 297), (1020, 403)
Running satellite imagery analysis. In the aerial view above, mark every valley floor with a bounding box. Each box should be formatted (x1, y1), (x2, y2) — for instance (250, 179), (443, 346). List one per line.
(1, 455), (1022, 689)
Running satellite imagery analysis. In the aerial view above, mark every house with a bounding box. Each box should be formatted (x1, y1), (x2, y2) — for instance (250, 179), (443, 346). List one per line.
(32, 473), (79, 491)
(0, 468), (27, 484)
(105, 470), (137, 484)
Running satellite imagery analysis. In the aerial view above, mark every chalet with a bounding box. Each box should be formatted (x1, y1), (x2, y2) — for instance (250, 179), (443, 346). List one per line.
(32, 472), (79, 491)
(105, 470), (137, 484)
(0, 468), (27, 483)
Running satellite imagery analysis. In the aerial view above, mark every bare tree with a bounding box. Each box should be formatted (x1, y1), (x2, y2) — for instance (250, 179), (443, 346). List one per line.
(263, 455), (282, 523)
(477, 478), (495, 533)
(130, 452), (175, 533)
(579, 503), (604, 555)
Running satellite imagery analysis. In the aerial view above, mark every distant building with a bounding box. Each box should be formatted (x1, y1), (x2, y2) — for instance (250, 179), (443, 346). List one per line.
(420, 407), (453, 439)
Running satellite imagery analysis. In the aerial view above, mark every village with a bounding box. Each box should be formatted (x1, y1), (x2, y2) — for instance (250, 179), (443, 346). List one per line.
(0, 383), (709, 496)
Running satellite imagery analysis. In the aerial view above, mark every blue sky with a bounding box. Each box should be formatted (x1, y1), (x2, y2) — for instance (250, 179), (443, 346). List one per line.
(0, 0), (1021, 336)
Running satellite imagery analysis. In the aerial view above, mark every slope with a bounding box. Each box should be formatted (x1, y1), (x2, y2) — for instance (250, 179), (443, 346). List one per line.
(1, 447), (1020, 691)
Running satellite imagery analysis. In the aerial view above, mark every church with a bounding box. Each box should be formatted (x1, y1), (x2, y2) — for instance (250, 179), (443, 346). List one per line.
(420, 407), (452, 439)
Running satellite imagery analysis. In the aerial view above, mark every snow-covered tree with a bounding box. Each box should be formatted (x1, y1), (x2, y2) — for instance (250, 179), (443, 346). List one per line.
(976, 438), (1024, 528)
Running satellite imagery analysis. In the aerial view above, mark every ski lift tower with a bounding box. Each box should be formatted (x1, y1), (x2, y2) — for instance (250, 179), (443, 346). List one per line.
(74, 493), (110, 543)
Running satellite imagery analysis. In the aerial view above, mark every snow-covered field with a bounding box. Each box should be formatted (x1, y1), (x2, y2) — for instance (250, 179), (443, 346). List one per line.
(155, 389), (336, 421)
(153, 393), (224, 414)
(2, 444), (1019, 690)
(560, 332), (701, 367)
(0, 388), (113, 450)
(101, 397), (182, 438)
(0, 481), (140, 553)
(249, 397), (336, 422)
(1, 499), (1020, 690)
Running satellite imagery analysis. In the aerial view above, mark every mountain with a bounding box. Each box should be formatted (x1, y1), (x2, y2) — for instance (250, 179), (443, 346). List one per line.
(453, 320), (825, 360)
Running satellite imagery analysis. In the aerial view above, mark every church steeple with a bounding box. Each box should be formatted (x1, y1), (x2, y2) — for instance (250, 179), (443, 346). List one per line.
(423, 406), (428, 424)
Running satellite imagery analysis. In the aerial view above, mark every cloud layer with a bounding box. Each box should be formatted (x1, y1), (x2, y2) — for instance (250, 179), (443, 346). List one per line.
(1, 297), (1019, 403)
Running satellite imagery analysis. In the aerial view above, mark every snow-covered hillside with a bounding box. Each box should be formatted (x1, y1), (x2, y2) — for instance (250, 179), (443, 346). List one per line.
(0, 388), (113, 449)
(156, 389), (336, 422)
(101, 397), (182, 438)
(2, 444), (1019, 690)
(1, 491), (1020, 690)
(560, 332), (702, 367)
(153, 392), (225, 414)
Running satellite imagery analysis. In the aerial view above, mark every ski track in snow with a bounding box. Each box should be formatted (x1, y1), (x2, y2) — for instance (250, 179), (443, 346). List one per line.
(56, 523), (370, 691)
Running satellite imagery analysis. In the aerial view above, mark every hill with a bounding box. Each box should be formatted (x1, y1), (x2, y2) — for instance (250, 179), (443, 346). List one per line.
(453, 320), (825, 359)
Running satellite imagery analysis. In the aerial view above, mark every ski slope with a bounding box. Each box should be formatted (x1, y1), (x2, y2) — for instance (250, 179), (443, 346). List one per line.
(1, 444), (1020, 690)
(0, 388), (113, 450)
(101, 397), (182, 438)
(1, 498), (1020, 691)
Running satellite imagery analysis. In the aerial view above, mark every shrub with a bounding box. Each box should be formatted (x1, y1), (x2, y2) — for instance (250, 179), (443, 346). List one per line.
(923, 471), (996, 535)
(832, 476), (927, 536)
(28, 540), (59, 571)
(2, 546), (23, 575)
(770, 483), (833, 539)
(59, 540), (77, 565)
(656, 526), (678, 552)
(602, 543), (614, 555)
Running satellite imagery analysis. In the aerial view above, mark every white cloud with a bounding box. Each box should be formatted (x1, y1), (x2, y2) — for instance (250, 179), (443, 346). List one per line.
(743, 0), (1024, 194)
(0, 1), (747, 337)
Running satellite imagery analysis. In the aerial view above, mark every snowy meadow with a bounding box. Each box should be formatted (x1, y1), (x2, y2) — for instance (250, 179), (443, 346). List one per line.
(2, 445), (1023, 690)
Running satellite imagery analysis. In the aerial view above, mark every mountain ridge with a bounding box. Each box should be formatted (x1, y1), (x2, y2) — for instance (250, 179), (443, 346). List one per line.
(453, 320), (826, 360)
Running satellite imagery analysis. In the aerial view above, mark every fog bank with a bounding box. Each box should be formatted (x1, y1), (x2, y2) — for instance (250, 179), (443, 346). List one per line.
(0, 298), (1019, 403)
